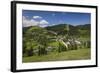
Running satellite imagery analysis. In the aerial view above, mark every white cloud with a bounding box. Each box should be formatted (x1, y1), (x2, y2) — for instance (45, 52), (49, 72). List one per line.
(33, 16), (42, 19)
(48, 24), (56, 27)
(23, 16), (49, 27)
(52, 24), (56, 26)
(22, 16), (39, 27)
(39, 20), (49, 25)
(39, 20), (49, 27)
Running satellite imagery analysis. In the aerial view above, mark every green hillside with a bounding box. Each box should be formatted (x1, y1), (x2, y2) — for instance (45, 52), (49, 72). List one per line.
(22, 24), (91, 62)
(46, 24), (90, 38)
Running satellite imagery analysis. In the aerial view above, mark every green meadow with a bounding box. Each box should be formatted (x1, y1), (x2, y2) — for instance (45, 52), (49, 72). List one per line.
(23, 48), (90, 63)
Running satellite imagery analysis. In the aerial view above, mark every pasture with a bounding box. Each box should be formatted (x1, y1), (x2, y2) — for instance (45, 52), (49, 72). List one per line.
(23, 48), (90, 63)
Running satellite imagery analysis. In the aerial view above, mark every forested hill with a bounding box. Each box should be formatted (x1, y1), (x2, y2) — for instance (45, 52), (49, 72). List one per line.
(23, 24), (90, 38)
(45, 24), (90, 37)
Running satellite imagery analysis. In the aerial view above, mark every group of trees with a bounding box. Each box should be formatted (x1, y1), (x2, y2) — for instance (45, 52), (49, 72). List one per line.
(23, 26), (50, 56)
(23, 24), (91, 57)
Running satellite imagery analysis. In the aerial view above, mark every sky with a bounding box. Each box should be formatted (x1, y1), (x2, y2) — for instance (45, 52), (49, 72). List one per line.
(22, 10), (91, 27)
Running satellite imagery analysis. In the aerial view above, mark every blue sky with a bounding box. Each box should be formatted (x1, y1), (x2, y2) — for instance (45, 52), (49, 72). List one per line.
(22, 10), (91, 27)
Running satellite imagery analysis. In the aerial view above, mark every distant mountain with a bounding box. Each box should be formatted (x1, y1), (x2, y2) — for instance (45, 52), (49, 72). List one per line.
(23, 24), (90, 38)
(46, 24), (73, 35)
(76, 24), (90, 30)
(45, 24), (90, 37)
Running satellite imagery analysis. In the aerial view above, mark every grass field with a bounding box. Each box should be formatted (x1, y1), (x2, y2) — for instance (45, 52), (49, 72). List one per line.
(23, 48), (91, 63)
